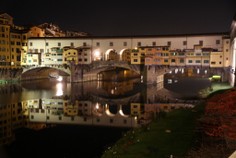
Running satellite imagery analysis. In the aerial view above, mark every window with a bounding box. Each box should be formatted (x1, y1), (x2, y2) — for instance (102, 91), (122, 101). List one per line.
(211, 61), (216, 64)
(188, 60), (193, 63)
(195, 60), (201, 63)
(152, 42), (156, 46)
(83, 42), (87, 46)
(71, 42), (74, 47)
(30, 42), (33, 46)
(167, 41), (171, 46)
(216, 40), (220, 44)
(204, 60), (209, 63)
(109, 42), (113, 46)
(199, 40), (203, 45)
(123, 42), (127, 46)
(134, 59), (138, 62)
(164, 59), (168, 63)
(183, 41), (187, 45)
(96, 42), (100, 46)
(58, 42), (61, 46)
(137, 42), (141, 46)
(180, 59), (184, 63)
(171, 59), (175, 63)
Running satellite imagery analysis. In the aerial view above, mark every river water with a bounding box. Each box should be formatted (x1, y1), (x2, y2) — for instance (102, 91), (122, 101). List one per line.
(0, 70), (232, 158)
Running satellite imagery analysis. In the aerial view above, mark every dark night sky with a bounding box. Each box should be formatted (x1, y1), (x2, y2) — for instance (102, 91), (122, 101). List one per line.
(1, 0), (236, 36)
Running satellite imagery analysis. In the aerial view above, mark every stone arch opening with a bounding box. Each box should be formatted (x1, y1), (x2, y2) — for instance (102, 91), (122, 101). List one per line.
(119, 48), (131, 62)
(105, 49), (119, 61)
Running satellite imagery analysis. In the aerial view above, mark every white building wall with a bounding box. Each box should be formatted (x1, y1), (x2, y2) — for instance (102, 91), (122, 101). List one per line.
(27, 34), (226, 66)
(28, 34), (225, 55)
(223, 38), (231, 67)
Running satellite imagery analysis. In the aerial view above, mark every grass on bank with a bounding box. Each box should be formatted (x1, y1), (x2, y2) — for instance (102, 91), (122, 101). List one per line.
(102, 104), (205, 158)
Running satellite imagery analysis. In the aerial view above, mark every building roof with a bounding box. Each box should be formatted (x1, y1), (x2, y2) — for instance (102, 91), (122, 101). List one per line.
(28, 32), (229, 40)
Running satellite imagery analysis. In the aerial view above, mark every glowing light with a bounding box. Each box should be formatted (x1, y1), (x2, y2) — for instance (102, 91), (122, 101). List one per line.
(95, 103), (99, 109)
(56, 83), (63, 96)
(94, 50), (101, 61)
(111, 89), (115, 94)
(94, 50), (100, 57)
(57, 76), (63, 82)
(175, 68), (178, 74)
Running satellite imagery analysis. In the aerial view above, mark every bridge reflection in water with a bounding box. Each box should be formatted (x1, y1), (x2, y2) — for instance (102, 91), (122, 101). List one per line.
(0, 71), (229, 150)
(0, 97), (195, 146)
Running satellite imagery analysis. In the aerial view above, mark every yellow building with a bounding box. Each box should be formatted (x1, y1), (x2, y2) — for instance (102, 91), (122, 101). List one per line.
(131, 48), (145, 65)
(130, 103), (144, 118)
(63, 46), (91, 65)
(63, 47), (78, 64)
(0, 13), (31, 69)
(0, 13), (11, 68)
(10, 29), (29, 68)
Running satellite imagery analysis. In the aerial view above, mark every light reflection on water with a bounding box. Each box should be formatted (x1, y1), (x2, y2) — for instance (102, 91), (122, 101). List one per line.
(0, 74), (232, 158)
(56, 82), (63, 96)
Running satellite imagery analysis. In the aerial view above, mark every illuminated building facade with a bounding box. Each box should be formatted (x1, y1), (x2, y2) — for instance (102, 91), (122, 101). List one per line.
(27, 33), (230, 68)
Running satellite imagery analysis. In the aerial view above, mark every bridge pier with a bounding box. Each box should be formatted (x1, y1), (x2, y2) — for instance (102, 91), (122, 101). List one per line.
(146, 65), (168, 84)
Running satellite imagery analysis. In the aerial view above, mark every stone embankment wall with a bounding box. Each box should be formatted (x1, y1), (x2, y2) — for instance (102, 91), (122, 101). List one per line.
(0, 68), (22, 84)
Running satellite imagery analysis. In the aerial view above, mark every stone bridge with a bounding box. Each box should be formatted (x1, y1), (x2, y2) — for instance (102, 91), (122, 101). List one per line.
(22, 65), (71, 74)
(20, 61), (142, 82)
(88, 61), (141, 74)
(21, 65), (71, 81)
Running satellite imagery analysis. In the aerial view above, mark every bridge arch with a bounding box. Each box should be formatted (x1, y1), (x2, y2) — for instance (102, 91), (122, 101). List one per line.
(105, 104), (116, 116)
(119, 48), (131, 62)
(21, 65), (71, 80)
(105, 49), (119, 61)
(104, 104), (130, 117)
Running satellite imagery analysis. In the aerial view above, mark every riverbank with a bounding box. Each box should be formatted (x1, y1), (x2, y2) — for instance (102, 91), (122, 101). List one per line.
(102, 103), (205, 158)
(101, 82), (233, 158)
